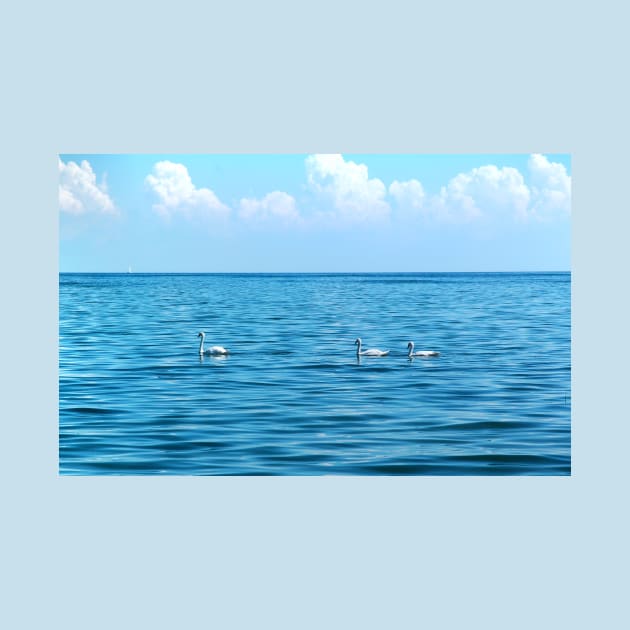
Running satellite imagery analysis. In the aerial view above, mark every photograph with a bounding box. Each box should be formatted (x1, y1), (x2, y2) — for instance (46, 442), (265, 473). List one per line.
(59, 153), (571, 475)
(7, 1), (629, 627)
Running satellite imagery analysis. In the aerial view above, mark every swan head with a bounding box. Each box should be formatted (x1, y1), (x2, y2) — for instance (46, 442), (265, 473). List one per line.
(355, 338), (361, 346)
(198, 332), (205, 338)
(407, 342), (413, 349)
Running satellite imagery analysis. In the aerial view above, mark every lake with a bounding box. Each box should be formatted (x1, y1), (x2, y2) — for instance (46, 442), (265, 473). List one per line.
(59, 272), (571, 475)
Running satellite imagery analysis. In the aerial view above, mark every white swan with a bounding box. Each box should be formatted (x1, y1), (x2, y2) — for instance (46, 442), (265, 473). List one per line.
(407, 341), (439, 358)
(355, 338), (389, 357)
(198, 331), (229, 356)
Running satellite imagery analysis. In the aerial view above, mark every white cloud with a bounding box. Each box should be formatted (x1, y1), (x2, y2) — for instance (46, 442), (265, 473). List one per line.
(528, 153), (571, 217)
(145, 161), (229, 219)
(432, 165), (531, 222)
(239, 191), (299, 223)
(389, 179), (426, 210)
(59, 158), (116, 215)
(306, 154), (390, 221)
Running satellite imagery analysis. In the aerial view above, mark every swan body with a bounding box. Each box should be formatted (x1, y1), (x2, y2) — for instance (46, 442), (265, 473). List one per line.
(355, 338), (389, 357)
(198, 331), (229, 356)
(407, 341), (439, 358)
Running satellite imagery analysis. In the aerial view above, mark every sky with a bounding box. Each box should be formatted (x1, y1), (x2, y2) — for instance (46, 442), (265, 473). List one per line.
(59, 153), (571, 272)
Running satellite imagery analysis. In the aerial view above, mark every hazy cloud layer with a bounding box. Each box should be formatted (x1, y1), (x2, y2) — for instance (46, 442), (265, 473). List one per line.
(239, 191), (300, 223)
(389, 179), (426, 210)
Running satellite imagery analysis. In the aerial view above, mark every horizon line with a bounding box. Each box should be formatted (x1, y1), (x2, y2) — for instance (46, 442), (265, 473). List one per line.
(59, 269), (571, 274)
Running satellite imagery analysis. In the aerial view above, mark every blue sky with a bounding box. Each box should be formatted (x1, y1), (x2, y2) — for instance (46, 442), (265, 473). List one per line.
(59, 153), (571, 272)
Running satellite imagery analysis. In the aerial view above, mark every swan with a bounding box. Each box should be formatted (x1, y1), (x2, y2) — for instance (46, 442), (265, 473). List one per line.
(407, 341), (439, 358)
(355, 338), (389, 357)
(198, 331), (229, 356)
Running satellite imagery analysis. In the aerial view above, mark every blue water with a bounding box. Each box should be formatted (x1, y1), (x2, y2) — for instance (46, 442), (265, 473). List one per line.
(59, 272), (571, 475)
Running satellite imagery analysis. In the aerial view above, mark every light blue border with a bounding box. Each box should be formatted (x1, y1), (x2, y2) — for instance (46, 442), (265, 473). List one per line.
(3, 1), (628, 628)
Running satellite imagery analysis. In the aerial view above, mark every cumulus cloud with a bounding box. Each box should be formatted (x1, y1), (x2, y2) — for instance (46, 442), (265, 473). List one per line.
(528, 153), (571, 217)
(145, 161), (229, 219)
(431, 165), (531, 222)
(389, 179), (426, 210)
(59, 158), (116, 215)
(239, 191), (299, 223)
(304, 154), (568, 226)
(306, 154), (390, 221)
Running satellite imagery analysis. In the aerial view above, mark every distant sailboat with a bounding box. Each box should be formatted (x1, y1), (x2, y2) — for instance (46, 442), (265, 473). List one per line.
(128, 265), (132, 273)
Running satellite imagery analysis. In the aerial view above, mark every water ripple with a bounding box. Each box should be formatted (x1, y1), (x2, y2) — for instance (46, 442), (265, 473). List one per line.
(60, 272), (571, 475)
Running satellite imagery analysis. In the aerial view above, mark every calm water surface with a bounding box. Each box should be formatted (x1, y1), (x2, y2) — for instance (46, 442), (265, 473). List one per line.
(59, 273), (571, 475)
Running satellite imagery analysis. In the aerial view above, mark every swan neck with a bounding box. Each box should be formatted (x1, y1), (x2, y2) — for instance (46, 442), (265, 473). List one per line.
(199, 334), (204, 354)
